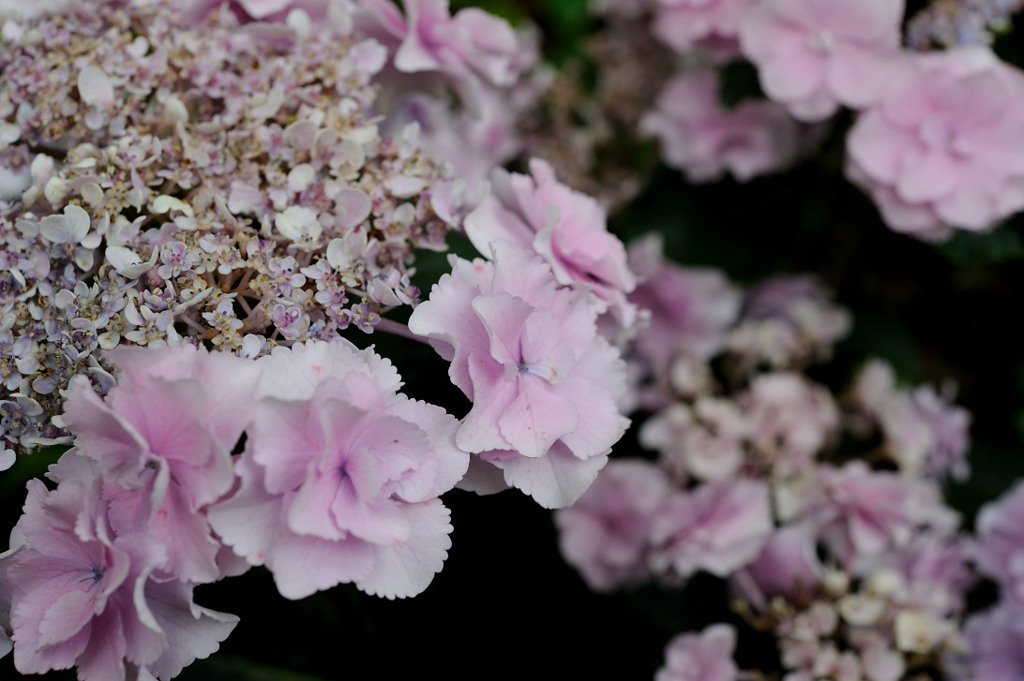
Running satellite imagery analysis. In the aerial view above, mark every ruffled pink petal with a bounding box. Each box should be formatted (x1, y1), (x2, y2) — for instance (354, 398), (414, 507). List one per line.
(146, 481), (221, 583)
(36, 589), (96, 648)
(846, 113), (909, 182)
(72, 608), (127, 681)
(205, 458), (282, 567)
(499, 377), (580, 459)
(894, 148), (958, 203)
(455, 359), (518, 453)
(144, 581), (238, 680)
(383, 399), (467, 500)
(471, 292), (534, 367)
(327, 477), (410, 545)
(827, 46), (901, 108)
(268, 532), (375, 600)
(356, 499), (452, 599)
(557, 378), (629, 461)
(250, 398), (330, 495)
(287, 473), (345, 541)
(464, 192), (534, 256)
(494, 443), (608, 509)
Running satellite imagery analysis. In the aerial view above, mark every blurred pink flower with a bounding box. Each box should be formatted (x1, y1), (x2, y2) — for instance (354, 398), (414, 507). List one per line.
(949, 604), (1024, 681)
(555, 459), (672, 592)
(652, 0), (750, 54)
(650, 478), (773, 579)
(780, 462), (959, 566)
(739, 0), (904, 120)
(737, 523), (822, 609)
(975, 480), (1024, 607)
(626, 234), (741, 406)
(846, 47), (1024, 239)
(641, 68), (803, 182)
(640, 399), (747, 483)
(360, 0), (531, 87)
(741, 372), (839, 478)
(656, 624), (740, 681)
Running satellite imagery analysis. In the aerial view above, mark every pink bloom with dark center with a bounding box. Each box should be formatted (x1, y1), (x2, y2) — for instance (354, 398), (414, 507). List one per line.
(739, 0), (905, 121)
(408, 243), (630, 508)
(1, 455), (236, 681)
(61, 345), (262, 584)
(207, 340), (468, 600)
(846, 47), (1024, 239)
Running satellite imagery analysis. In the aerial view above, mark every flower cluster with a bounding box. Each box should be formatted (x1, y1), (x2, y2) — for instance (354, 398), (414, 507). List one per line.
(947, 479), (1024, 679)
(1, 339), (471, 678)
(409, 160), (636, 509)
(555, 235), (977, 680)
(0, 0), (641, 677)
(0, 0), (467, 457)
(540, 0), (1024, 241)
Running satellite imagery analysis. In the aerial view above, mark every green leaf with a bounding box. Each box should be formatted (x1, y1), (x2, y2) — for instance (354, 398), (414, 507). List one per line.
(937, 226), (1024, 264)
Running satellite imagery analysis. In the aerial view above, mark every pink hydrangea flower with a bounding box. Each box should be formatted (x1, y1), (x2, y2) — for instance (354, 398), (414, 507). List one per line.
(736, 523), (822, 609)
(845, 47), (1024, 239)
(779, 462), (959, 566)
(554, 459), (673, 592)
(656, 624), (740, 681)
(61, 345), (262, 584)
(385, 90), (522, 184)
(407, 243), (630, 508)
(975, 480), (1024, 607)
(738, 0), (905, 120)
(640, 398), (747, 483)
(207, 340), (468, 600)
(651, 0), (750, 55)
(641, 68), (803, 183)
(850, 360), (971, 479)
(465, 158), (638, 326)
(627, 234), (741, 405)
(949, 604), (1024, 681)
(727, 275), (851, 369)
(359, 0), (531, 88)
(1, 455), (236, 681)
(649, 478), (773, 579)
(740, 372), (839, 478)
(857, 532), (973, 617)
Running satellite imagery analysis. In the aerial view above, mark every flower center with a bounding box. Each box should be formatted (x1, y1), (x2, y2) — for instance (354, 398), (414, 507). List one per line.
(807, 30), (836, 53)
